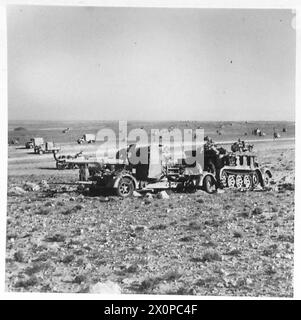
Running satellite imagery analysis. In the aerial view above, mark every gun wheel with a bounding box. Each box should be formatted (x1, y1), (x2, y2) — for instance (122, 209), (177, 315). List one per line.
(203, 175), (216, 194)
(116, 177), (134, 198)
(263, 171), (271, 187)
(228, 175), (236, 188)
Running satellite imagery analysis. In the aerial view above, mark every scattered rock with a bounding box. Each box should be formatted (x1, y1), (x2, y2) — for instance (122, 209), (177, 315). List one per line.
(8, 186), (26, 196)
(133, 191), (142, 197)
(23, 182), (40, 192)
(99, 196), (110, 202)
(252, 207), (263, 215)
(157, 191), (170, 199)
(89, 281), (121, 294)
(40, 180), (49, 189)
(44, 234), (66, 243)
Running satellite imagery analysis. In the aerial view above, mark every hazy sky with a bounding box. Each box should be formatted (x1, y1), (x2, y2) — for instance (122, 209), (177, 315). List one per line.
(7, 6), (296, 121)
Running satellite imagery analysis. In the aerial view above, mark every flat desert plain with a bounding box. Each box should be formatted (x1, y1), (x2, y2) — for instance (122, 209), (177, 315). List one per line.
(6, 121), (295, 296)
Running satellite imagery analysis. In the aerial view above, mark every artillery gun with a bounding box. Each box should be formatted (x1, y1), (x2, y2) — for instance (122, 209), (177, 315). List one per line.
(53, 151), (85, 169)
(61, 143), (217, 197)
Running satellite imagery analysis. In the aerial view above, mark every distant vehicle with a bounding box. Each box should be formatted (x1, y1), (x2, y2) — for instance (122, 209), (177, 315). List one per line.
(25, 137), (44, 149)
(274, 132), (281, 139)
(34, 141), (60, 155)
(283, 127), (287, 133)
(252, 128), (262, 136)
(62, 128), (70, 133)
(77, 134), (96, 144)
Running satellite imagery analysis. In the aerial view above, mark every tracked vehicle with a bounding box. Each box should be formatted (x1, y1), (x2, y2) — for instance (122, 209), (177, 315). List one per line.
(218, 152), (272, 190)
(204, 139), (272, 190)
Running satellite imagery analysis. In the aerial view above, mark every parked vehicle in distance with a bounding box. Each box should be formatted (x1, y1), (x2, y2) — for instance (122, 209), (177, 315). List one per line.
(25, 137), (44, 149)
(77, 133), (96, 144)
(34, 141), (60, 154)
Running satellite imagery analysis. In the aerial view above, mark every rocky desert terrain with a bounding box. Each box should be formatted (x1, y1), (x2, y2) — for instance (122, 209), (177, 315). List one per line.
(6, 121), (295, 296)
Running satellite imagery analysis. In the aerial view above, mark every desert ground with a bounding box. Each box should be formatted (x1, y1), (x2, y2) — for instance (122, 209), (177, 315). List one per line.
(6, 121), (295, 296)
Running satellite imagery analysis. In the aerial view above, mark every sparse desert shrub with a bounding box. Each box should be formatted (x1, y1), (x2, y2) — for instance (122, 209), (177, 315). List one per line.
(227, 249), (242, 256)
(126, 264), (139, 273)
(265, 265), (277, 275)
(239, 210), (250, 218)
(204, 219), (222, 228)
(173, 286), (195, 295)
(62, 255), (75, 264)
(73, 275), (86, 284)
(13, 250), (24, 263)
(190, 256), (203, 263)
(255, 226), (264, 236)
(179, 235), (194, 242)
(278, 233), (294, 243)
(44, 233), (66, 242)
(187, 221), (202, 230)
(137, 277), (161, 292)
(33, 252), (51, 262)
(201, 239), (218, 248)
(15, 276), (38, 288)
(149, 224), (167, 231)
(161, 270), (182, 281)
(61, 204), (83, 215)
(35, 208), (51, 215)
(201, 249), (222, 262)
(233, 230), (243, 238)
(252, 207), (263, 215)
(24, 262), (47, 276)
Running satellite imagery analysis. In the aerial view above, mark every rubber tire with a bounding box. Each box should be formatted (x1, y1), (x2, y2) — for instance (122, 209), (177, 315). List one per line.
(263, 171), (271, 188)
(206, 160), (217, 176)
(115, 177), (134, 198)
(203, 175), (216, 194)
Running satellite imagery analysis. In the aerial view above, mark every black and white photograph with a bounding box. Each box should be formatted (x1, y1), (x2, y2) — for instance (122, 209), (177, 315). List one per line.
(2, 1), (298, 298)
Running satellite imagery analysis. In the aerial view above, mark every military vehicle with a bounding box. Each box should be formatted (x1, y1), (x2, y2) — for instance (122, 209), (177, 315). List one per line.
(53, 151), (84, 169)
(34, 141), (60, 155)
(203, 138), (272, 190)
(25, 137), (44, 149)
(77, 134), (96, 144)
(61, 142), (217, 197)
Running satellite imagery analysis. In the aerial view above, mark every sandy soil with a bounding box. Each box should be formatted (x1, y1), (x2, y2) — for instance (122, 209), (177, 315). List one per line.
(6, 123), (295, 296)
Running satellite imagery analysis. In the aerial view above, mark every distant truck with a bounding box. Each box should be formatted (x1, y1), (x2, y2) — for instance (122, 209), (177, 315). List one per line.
(25, 137), (44, 149)
(77, 134), (96, 144)
(34, 141), (60, 155)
